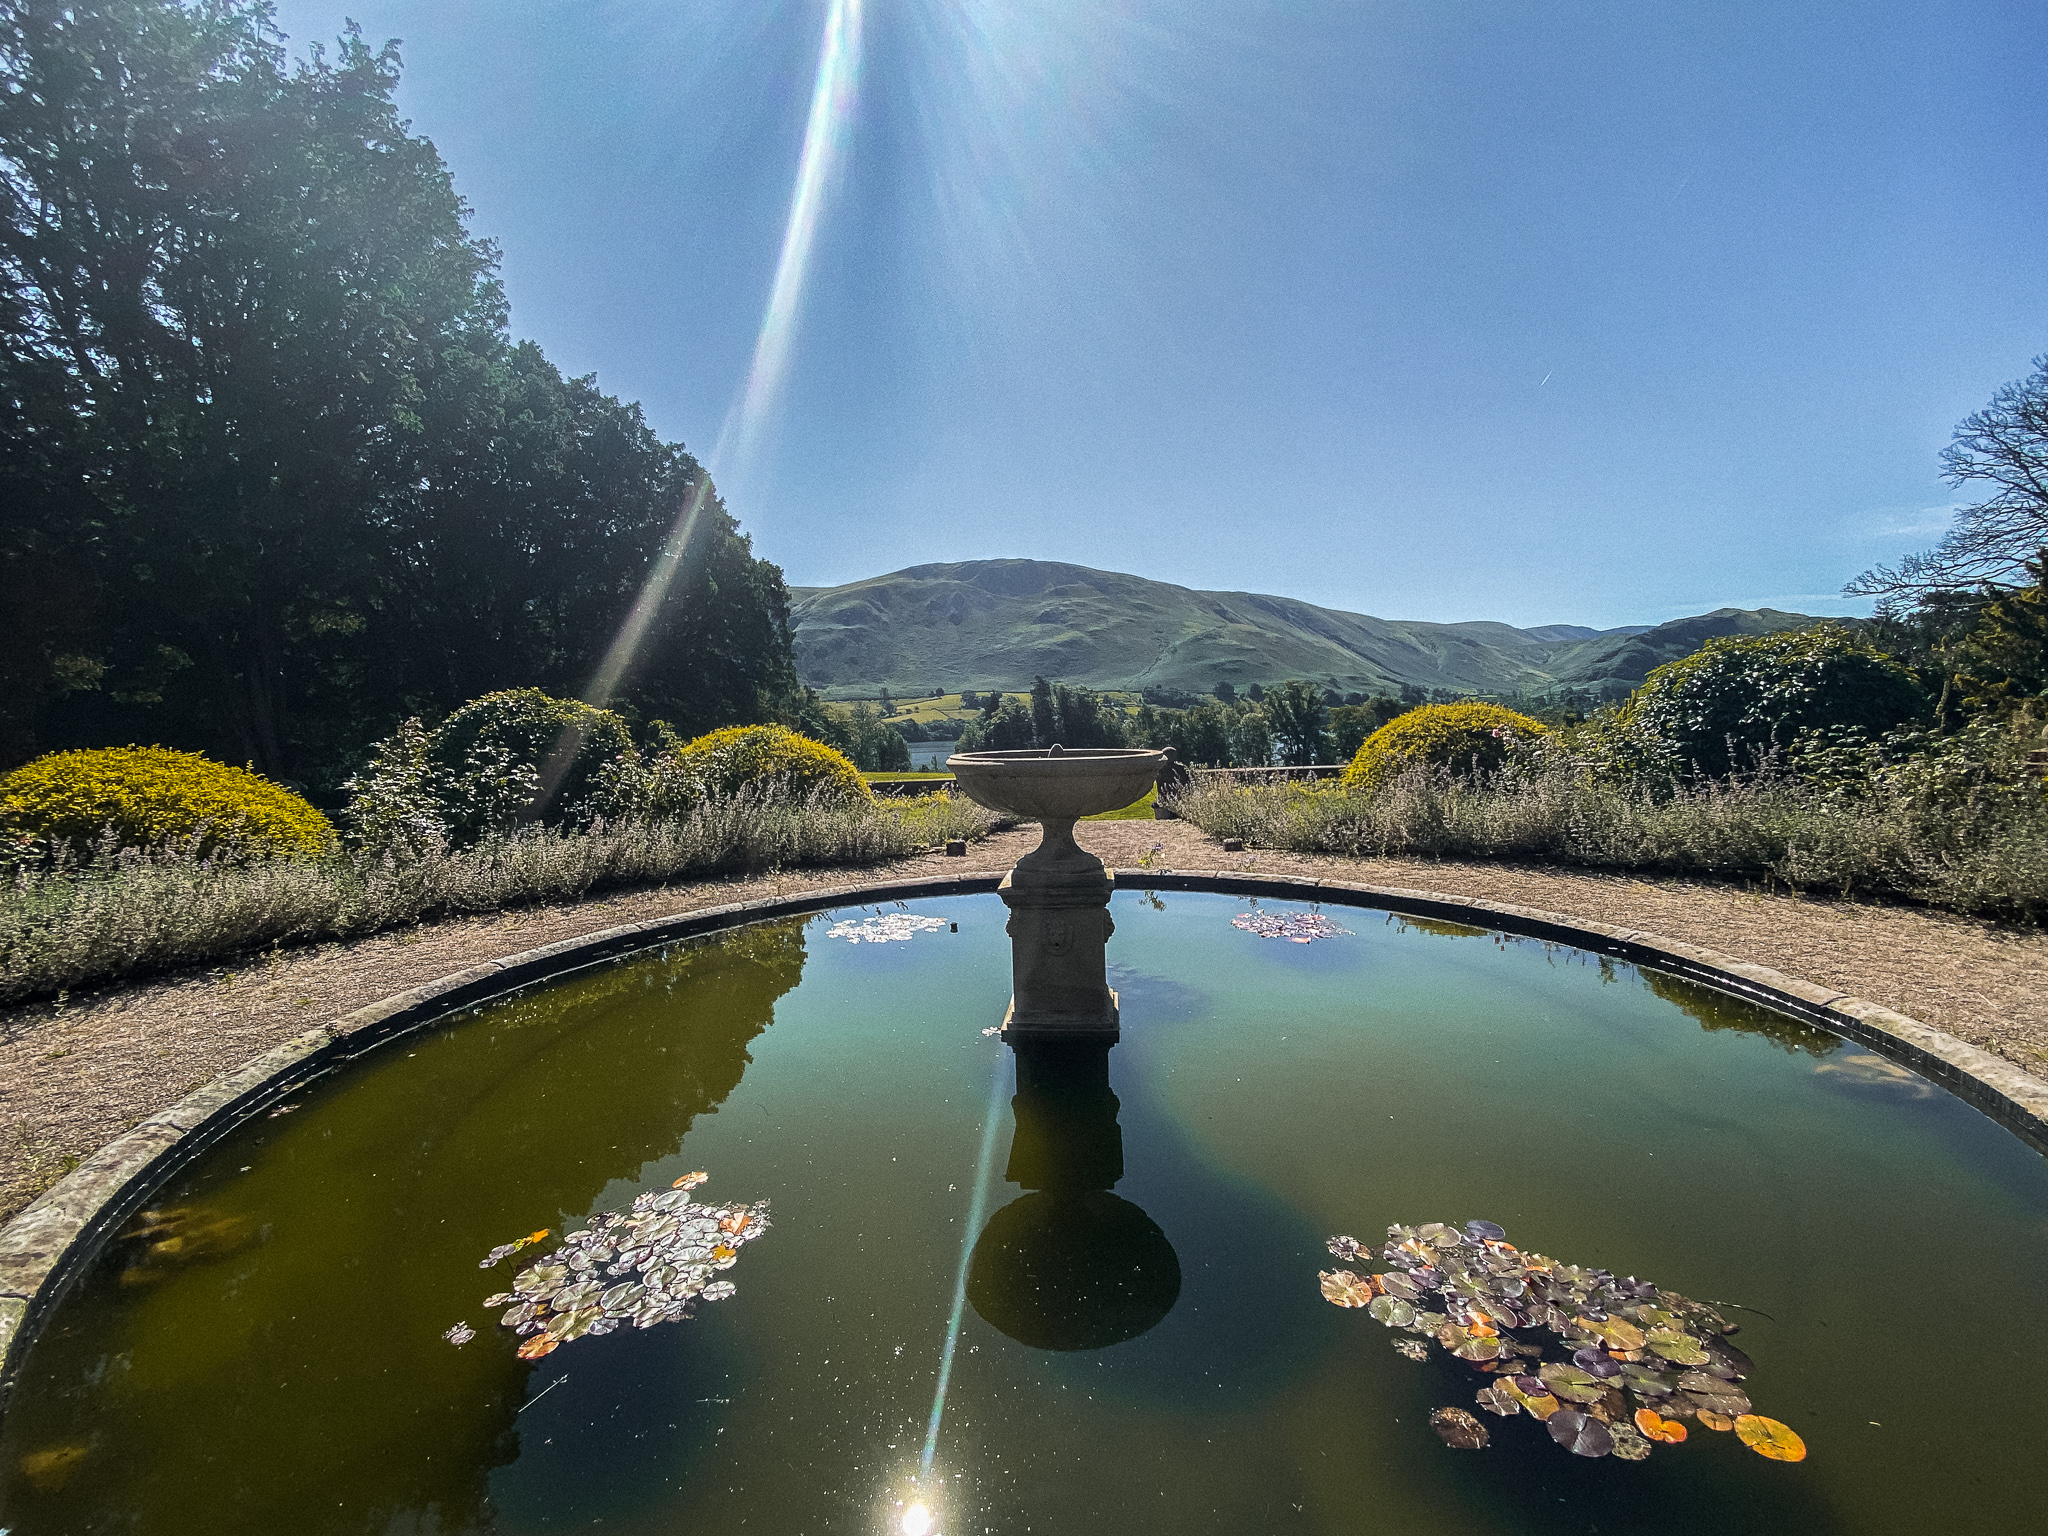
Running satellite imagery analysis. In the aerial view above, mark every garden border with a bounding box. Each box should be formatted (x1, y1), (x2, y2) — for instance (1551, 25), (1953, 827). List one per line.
(4, 866), (2045, 1418)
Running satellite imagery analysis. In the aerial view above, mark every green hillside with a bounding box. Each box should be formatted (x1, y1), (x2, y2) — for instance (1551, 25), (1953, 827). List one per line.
(789, 560), (1828, 700)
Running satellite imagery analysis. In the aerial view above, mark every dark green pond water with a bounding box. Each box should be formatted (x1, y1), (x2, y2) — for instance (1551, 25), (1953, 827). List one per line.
(2, 890), (2043, 1535)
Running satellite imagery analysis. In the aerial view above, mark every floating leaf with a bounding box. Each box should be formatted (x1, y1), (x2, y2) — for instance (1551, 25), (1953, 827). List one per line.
(1392, 1338), (1431, 1362)
(1706, 1338), (1756, 1379)
(1465, 1219), (1507, 1243)
(1591, 1317), (1646, 1351)
(1419, 1223), (1465, 1249)
(1538, 1362), (1603, 1403)
(1646, 1330), (1709, 1365)
(1452, 1335), (1503, 1362)
(516, 1335), (559, 1360)
(1547, 1410), (1614, 1458)
(1677, 1371), (1751, 1411)
(443, 1322), (475, 1346)
(672, 1172), (709, 1190)
(1608, 1422), (1653, 1461)
(482, 1292), (511, 1309)
(1379, 1271), (1423, 1301)
(1321, 1270), (1374, 1308)
(1430, 1407), (1490, 1449)
(1368, 1295), (1416, 1328)
(1621, 1364), (1676, 1397)
(514, 1261), (568, 1294)
(1573, 1346), (1622, 1379)
(701, 1280), (736, 1301)
(1231, 911), (1354, 942)
(1695, 1410), (1735, 1433)
(1635, 1409), (1687, 1444)
(1735, 1416), (1806, 1461)
(1327, 1235), (1364, 1261)
(1475, 1384), (1521, 1417)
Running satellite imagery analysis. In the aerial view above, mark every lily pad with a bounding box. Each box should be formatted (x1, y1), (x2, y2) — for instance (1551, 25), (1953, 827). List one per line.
(1706, 1338), (1756, 1379)
(1320, 1269), (1374, 1308)
(1591, 1317), (1646, 1350)
(1608, 1422), (1653, 1461)
(1392, 1338), (1431, 1362)
(1621, 1364), (1676, 1397)
(1465, 1219), (1507, 1243)
(1379, 1271), (1423, 1301)
(1573, 1346), (1622, 1378)
(1547, 1410), (1614, 1458)
(1635, 1408), (1687, 1444)
(1474, 1383), (1521, 1417)
(1735, 1415), (1806, 1461)
(1537, 1362), (1604, 1403)
(1419, 1223), (1465, 1249)
(1451, 1335), (1503, 1362)
(1430, 1407), (1490, 1449)
(1646, 1329), (1709, 1365)
(514, 1261), (568, 1294)
(1368, 1295), (1417, 1327)
(1327, 1235), (1364, 1261)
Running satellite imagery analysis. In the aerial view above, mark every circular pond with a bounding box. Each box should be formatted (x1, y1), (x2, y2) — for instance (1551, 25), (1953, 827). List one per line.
(1, 889), (2043, 1534)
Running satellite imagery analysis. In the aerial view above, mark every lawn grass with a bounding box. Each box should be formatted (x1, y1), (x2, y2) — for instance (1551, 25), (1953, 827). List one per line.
(1083, 787), (1158, 821)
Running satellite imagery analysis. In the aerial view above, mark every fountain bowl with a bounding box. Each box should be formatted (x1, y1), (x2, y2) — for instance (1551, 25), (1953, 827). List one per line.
(946, 747), (1165, 822)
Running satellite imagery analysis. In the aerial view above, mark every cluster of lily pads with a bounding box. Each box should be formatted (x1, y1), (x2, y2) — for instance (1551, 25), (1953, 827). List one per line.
(1231, 910), (1352, 943)
(1320, 1220), (1805, 1463)
(825, 913), (949, 943)
(453, 1172), (770, 1360)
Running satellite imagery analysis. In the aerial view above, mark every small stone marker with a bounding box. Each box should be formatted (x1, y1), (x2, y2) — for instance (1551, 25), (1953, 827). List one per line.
(945, 839), (967, 857)
(1222, 838), (1244, 853)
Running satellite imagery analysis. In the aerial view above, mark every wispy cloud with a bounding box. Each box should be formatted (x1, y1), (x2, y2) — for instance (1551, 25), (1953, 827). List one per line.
(1862, 504), (1962, 541)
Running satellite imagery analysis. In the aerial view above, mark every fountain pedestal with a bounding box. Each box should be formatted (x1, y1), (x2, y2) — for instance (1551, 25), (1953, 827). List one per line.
(946, 746), (1164, 1042)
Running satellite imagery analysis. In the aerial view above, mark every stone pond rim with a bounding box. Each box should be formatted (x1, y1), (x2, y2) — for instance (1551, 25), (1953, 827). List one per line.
(3, 867), (2045, 1419)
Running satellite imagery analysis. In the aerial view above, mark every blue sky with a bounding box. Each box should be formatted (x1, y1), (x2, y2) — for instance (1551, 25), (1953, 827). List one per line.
(272, 1), (2048, 629)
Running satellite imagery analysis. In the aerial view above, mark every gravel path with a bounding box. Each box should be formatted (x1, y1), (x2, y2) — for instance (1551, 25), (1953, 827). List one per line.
(5, 820), (2044, 1221)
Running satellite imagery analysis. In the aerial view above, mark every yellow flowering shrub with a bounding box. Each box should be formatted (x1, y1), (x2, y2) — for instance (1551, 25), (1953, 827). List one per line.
(1340, 703), (1548, 794)
(0, 746), (337, 856)
(667, 725), (870, 806)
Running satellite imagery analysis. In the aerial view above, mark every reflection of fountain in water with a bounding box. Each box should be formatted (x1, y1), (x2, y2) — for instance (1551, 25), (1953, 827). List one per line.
(967, 1041), (1180, 1351)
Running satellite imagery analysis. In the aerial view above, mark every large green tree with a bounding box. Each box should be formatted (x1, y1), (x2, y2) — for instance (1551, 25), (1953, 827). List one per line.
(0, 0), (795, 784)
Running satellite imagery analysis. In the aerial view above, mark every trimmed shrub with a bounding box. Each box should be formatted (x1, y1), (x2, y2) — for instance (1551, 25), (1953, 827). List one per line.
(429, 689), (636, 837)
(1619, 625), (1927, 779)
(1341, 703), (1547, 793)
(666, 725), (871, 806)
(0, 746), (336, 857)
(344, 690), (637, 850)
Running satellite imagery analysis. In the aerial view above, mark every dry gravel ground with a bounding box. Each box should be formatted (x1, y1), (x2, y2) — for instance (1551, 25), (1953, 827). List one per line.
(5, 819), (2046, 1222)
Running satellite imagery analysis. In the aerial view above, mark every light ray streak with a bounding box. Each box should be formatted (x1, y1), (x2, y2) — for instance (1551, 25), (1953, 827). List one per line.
(579, 0), (863, 716)
(715, 0), (865, 481)
(920, 1046), (1009, 1478)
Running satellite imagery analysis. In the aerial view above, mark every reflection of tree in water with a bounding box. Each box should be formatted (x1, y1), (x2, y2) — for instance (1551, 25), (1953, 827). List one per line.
(1390, 914), (1489, 939)
(1642, 969), (1842, 1058)
(0, 920), (808, 1536)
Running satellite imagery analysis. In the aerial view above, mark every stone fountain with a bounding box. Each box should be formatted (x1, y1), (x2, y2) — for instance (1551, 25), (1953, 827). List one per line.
(945, 746), (1165, 1040)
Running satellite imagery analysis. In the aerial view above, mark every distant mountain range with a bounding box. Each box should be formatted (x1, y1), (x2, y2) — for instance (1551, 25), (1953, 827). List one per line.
(788, 560), (1830, 700)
